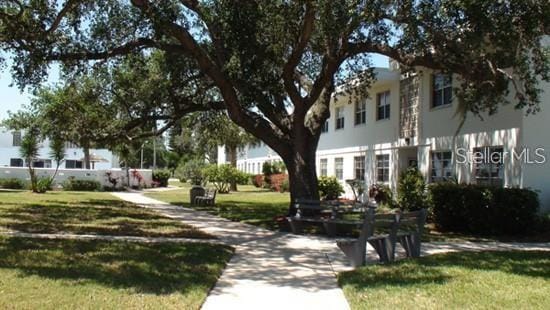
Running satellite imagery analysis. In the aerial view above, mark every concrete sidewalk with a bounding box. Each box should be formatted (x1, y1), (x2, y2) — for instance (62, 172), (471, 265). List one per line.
(112, 192), (351, 310)
(112, 192), (550, 310)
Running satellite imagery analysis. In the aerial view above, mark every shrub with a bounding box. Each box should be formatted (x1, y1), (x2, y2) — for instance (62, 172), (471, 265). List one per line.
(0, 178), (26, 189)
(63, 178), (101, 191)
(236, 171), (251, 185)
(251, 174), (264, 187)
(429, 182), (540, 235)
(280, 177), (290, 193)
(368, 183), (397, 208)
(152, 170), (171, 187)
(202, 164), (241, 193)
(176, 159), (206, 186)
(36, 178), (52, 193)
(318, 176), (344, 200)
(269, 173), (288, 192)
(397, 168), (428, 211)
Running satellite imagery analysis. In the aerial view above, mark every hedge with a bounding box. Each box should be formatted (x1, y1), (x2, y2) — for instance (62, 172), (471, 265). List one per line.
(429, 183), (539, 235)
(153, 170), (171, 187)
(63, 179), (102, 191)
(0, 178), (26, 189)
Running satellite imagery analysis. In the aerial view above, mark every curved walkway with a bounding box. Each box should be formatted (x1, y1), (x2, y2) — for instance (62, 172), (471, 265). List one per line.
(110, 192), (550, 310)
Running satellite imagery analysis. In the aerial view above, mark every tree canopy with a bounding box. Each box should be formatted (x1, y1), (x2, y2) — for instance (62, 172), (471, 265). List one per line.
(1, 0), (548, 212)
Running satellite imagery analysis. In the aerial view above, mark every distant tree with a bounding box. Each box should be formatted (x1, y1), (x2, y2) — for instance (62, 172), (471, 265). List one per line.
(48, 136), (66, 182)
(19, 129), (40, 193)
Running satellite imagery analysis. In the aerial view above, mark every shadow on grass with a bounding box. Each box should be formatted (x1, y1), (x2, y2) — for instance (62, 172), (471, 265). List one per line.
(0, 202), (212, 238)
(339, 251), (550, 290)
(0, 237), (233, 294)
(176, 200), (288, 230)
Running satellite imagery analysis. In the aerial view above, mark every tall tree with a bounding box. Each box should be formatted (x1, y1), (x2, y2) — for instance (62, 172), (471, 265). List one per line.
(1, 1), (548, 214)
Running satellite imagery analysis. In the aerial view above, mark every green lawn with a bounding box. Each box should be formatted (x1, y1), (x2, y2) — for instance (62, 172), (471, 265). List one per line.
(339, 251), (550, 309)
(0, 236), (233, 309)
(0, 190), (212, 239)
(146, 185), (290, 230)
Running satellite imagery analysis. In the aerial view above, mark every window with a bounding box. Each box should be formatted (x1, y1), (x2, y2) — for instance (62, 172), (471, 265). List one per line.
(65, 141), (79, 149)
(10, 158), (24, 167)
(376, 154), (390, 182)
(12, 131), (22, 147)
(320, 158), (328, 177)
(334, 158), (344, 180)
(354, 100), (366, 125)
(432, 74), (452, 107)
(431, 151), (453, 182)
(321, 120), (329, 133)
(65, 160), (83, 169)
(376, 91), (391, 120)
(335, 107), (345, 130)
(31, 159), (52, 168)
(474, 146), (504, 187)
(354, 156), (365, 180)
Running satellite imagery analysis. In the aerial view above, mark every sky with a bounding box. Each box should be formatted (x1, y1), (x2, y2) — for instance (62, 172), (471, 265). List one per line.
(0, 54), (389, 121)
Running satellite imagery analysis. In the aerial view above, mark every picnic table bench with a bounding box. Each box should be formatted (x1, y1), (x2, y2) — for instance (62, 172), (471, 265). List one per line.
(287, 198), (372, 236)
(336, 208), (427, 266)
(194, 188), (217, 206)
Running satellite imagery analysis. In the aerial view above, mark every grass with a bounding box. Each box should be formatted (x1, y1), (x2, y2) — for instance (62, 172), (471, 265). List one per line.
(146, 184), (289, 230)
(339, 251), (550, 309)
(0, 236), (233, 309)
(0, 190), (212, 239)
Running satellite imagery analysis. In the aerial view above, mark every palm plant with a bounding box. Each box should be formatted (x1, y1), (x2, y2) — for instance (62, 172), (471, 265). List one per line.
(48, 136), (66, 183)
(19, 130), (40, 192)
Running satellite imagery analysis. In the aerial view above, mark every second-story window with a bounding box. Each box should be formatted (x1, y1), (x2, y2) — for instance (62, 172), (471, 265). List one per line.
(12, 131), (22, 147)
(321, 120), (329, 133)
(376, 91), (391, 120)
(432, 74), (452, 108)
(354, 100), (366, 125)
(335, 107), (345, 130)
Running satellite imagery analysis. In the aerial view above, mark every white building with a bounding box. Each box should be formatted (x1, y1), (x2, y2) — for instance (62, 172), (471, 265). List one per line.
(0, 128), (119, 170)
(219, 65), (550, 212)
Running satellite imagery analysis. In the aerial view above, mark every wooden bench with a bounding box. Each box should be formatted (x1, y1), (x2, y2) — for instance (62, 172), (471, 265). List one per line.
(336, 208), (427, 266)
(396, 209), (427, 258)
(287, 199), (339, 234)
(337, 209), (399, 266)
(194, 188), (217, 206)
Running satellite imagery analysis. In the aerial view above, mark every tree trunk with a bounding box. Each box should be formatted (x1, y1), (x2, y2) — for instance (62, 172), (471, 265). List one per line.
(228, 145), (238, 192)
(27, 161), (37, 193)
(83, 145), (91, 169)
(282, 142), (320, 216)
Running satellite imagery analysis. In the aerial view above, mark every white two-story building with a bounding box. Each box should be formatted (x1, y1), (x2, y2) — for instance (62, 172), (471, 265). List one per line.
(0, 128), (119, 170)
(219, 63), (550, 212)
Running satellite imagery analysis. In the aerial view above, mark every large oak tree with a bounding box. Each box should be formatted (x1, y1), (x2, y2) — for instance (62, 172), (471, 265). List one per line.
(1, 0), (548, 214)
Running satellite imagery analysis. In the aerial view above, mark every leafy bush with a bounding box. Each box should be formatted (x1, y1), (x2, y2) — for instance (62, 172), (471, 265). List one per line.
(202, 164), (242, 193)
(0, 178), (26, 189)
(368, 183), (397, 208)
(63, 178), (101, 191)
(236, 171), (251, 185)
(429, 183), (540, 235)
(251, 174), (264, 187)
(318, 176), (344, 200)
(397, 168), (428, 211)
(346, 179), (366, 201)
(36, 177), (52, 193)
(280, 177), (290, 193)
(176, 159), (206, 186)
(152, 170), (171, 187)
